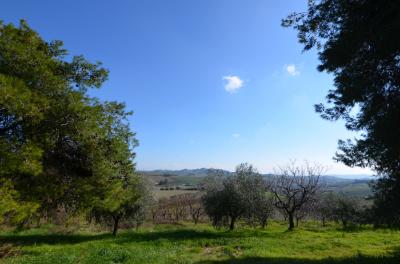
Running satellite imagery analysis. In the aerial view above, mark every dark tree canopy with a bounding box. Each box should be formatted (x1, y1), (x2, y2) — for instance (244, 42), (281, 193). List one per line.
(283, 0), (400, 226)
(282, 0), (400, 177)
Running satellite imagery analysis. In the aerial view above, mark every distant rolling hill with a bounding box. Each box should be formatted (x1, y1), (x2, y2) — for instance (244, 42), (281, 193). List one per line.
(139, 168), (231, 177)
(138, 168), (373, 198)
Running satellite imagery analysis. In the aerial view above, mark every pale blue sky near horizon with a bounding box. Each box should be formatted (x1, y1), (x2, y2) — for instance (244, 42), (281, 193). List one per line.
(2, 1), (373, 176)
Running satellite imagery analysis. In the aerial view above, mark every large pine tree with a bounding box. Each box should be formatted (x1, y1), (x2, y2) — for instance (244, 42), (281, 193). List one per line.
(0, 20), (140, 228)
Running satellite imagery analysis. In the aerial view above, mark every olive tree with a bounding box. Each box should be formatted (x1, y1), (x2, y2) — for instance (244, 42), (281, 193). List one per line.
(203, 163), (270, 230)
(332, 195), (363, 228)
(314, 192), (339, 227)
(245, 193), (274, 229)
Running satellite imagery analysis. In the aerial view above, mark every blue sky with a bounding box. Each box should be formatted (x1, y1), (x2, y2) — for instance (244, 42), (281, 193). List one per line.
(2, 1), (372, 175)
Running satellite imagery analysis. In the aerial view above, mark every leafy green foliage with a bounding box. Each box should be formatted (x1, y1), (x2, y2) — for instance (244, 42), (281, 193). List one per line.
(91, 176), (153, 235)
(0, 20), (139, 227)
(0, 180), (39, 226)
(203, 164), (270, 230)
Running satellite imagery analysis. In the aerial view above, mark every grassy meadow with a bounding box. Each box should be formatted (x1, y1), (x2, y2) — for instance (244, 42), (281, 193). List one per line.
(1, 222), (400, 264)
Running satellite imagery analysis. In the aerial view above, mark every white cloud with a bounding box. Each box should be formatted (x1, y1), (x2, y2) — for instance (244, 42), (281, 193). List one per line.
(232, 133), (240, 138)
(286, 64), (300, 76)
(223, 75), (243, 93)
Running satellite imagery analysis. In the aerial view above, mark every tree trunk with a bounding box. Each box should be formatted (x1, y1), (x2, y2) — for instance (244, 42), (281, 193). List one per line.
(322, 217), (326, 227)
(261, 219), (267, 229)
(296, 217), (299, 227)
(288, 212), (295, 230)
(229, 216), (236, 230)
(112, 216), (120, 236)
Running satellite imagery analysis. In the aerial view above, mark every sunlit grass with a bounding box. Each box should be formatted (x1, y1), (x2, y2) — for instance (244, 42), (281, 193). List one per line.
(1, 221), (400, 264)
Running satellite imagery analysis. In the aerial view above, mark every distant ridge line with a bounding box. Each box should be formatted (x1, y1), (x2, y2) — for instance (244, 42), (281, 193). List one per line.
(137, 168), (373, 180)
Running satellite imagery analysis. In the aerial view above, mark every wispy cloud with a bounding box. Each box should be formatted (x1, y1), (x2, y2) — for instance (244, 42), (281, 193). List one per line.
(232, 133), (240, 138)
(223, 75), (243, 93)
(286, 64), (300, 76)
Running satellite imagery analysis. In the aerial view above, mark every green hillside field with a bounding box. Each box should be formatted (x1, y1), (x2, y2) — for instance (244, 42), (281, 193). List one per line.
(1, 222), (399, 264)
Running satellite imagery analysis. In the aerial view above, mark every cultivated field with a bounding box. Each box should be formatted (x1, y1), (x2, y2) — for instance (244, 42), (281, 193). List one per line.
(1, 222), (400, 264)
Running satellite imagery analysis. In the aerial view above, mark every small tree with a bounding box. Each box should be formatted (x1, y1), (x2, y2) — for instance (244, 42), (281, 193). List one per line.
(169, 195), (189, 221)
(202, 176), (244, 230)
(249, 193), (274, 229)
(269, 161), (324, 230)
(91, 175), (152, 235)
(314, 192), (338, 227)
(203, 163), (268, 230)
(183, 193), (204, 224)
(294, 199), (316, 227)
(332, 195), (362, 228)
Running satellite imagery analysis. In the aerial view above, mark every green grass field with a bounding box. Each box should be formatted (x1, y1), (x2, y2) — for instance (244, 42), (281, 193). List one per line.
(1, 222), (400, 264)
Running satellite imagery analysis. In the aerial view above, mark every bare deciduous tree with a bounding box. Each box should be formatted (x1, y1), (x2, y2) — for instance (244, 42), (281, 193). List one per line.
(269, 161), (325, 230)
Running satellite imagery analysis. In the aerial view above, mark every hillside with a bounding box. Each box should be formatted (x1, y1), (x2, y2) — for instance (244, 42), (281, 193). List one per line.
(139, 169), (373, 198)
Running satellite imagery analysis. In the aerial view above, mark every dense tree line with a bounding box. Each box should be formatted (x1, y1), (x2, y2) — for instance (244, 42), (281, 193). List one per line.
(202, 163), (373, 231)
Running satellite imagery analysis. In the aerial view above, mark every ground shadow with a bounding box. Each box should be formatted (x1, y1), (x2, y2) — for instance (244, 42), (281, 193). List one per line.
(0, 228), (282, 246)
(195, 254), (400, 264)
(0, 228), (235, 246)
(2, 229), (400, 263)
(116, 229), (244, 244)
(0, 233), (112, 246)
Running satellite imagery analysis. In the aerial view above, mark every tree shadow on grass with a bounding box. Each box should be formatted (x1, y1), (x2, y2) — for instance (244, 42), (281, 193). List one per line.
(114, 228), (293, 244)
(0, 233), (113, 246)
(195, 253), (400, 264)
(0, 229), (232, 246)
(1, 227), (390, 248)
(0, 228), (280, 246)
(115, 229), (237, 244)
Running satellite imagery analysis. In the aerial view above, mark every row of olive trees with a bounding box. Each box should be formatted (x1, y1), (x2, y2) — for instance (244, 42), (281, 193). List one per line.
(202, 162), (372, 231)
(313, 193), (369, 229)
